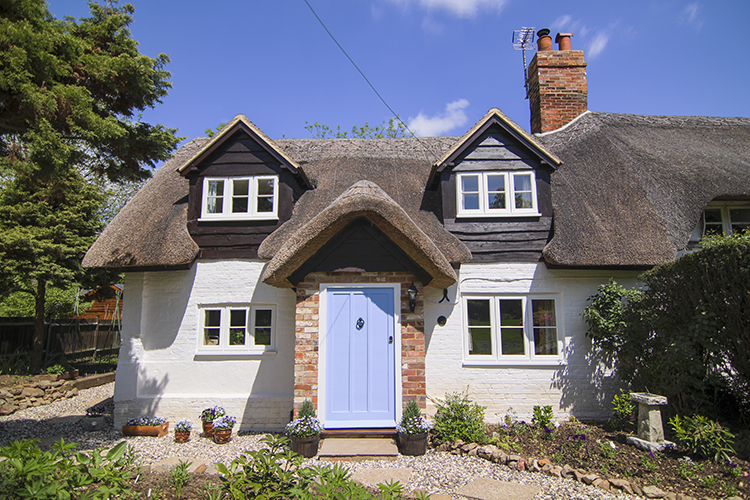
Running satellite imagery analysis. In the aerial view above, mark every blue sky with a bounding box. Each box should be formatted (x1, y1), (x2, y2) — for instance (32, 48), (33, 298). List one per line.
(52, 0), (750, 146)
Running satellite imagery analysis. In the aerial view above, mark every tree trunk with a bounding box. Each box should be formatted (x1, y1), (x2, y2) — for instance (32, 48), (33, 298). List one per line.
(31, 279), (46, 373)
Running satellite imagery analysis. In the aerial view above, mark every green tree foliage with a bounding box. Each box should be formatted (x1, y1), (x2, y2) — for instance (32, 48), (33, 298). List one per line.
(304, 118), (413, 139)
(583, 232), (750, 421)
(0, 287), (92, 318)
(0, 0), (180, 371)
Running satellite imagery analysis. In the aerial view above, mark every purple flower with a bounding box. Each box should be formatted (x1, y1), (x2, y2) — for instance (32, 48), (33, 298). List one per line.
(648, 450), (656, 460)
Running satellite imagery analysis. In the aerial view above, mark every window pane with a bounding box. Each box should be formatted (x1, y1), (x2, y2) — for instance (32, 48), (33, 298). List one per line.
(255, 309), (272, 327)
(206, 197), (222, 214)
(463, 193), (479, 210)
(229, 329), (246, 345)
(533, 328), (558, 355)
(532, 300), (556, 327)
(207, 180), (223, 197)
(501, 328), (525, 355)
(204, 328), (220, 345)
(467, 300), (491, 326)
(204, 310), (221, 346)
(233, 179), (249, 196)
(730, 208), (750, 233)
(254, 328), (271, 346)
(488, 192), (506, 209)
(704, 209), (722, 224)
(514, 174), (532, 192)
(205, 310), (221, 327)
(230, 309), (246, 327)
(515, 192), (533, 209)
(258, 178), (275, 196)
(461, 175), (479, 192)
(233, 197), (248, 213)
(499, 300), (523, 326)
(257, 196), (274, 213)
(469, 327), (492, 355)
(487, 175), (505, 192)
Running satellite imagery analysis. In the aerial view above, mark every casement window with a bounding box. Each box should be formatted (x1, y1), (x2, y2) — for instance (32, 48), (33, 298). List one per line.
(456, 171), (539, 217)
(200, 176), (278, 220)
(689, 202), (750, 244)
(198, 305), (275, 353)
(463, 295), (562, 364)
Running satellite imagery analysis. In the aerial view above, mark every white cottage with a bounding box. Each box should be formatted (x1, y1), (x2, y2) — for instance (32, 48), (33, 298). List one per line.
(83, 32), (750, 431)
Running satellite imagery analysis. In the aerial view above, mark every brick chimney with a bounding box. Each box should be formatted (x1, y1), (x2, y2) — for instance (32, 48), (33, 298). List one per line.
(528, 29), (588, 134)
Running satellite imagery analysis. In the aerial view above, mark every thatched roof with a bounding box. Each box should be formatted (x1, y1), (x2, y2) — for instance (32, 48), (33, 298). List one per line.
(539, 112), (750, 266)
(82, 138), (207, 270)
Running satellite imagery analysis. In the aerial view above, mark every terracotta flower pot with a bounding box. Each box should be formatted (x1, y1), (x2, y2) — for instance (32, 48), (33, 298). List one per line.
(175, 430), (190, 443)
(398, 432), (427, 456)
(122, 422), (169, 438)
(213, 428), (231, 444)
(202, 421), (214, 438)
(289, 435), (320, 458)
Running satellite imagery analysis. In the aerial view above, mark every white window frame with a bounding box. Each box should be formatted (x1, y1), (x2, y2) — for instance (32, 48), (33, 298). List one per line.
(199, 176), (279, 221)
(462, 294), (563, 366)
(689, 201), (750, 244)
(456, 171), (540, 218)
(196, 304), (276, 355)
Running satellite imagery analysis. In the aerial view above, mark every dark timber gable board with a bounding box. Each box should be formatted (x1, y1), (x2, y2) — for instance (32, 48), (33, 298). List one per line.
(186, 129), (307, 259)
(440, 123), (554, 262)
(289, 218), (432, 286)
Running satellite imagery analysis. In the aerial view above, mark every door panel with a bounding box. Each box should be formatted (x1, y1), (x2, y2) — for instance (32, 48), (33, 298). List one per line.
(325, 288), (395, 427)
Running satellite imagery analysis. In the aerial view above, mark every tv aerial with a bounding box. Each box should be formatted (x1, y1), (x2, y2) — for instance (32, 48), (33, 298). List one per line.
(512, 27), (536, 98)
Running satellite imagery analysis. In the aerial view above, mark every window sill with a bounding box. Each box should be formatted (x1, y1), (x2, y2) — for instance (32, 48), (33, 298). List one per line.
(198, 216), (278, 222)
(462, 358), (564, 367)
(194, 350), (277, 360)
(456, 212), (541, 219)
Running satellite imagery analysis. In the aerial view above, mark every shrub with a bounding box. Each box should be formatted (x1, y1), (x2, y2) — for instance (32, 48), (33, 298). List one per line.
(298, 399), (316, 418)
(668, 414), (735, 463)
(397, 400), (431, 435)
(432, 392), (485, 444)
(610, 389), (635, 429)
(532, 405), (554, 428)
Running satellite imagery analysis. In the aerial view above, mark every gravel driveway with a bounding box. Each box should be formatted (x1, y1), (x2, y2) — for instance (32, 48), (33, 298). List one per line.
(0, 382), (635, 499)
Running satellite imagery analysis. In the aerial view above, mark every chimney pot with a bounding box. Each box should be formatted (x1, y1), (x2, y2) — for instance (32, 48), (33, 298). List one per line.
(536, 28), (552, 51)
(555, 32), (573, 51)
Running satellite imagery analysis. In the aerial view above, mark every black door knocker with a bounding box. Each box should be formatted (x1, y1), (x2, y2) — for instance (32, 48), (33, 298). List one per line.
(356, 317), (365, 330)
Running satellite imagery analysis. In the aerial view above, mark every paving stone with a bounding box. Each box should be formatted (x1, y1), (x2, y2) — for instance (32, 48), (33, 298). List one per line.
(454, 478), (541, 500)
(351, 467), (413, 489)
(428, 495), (452, 500)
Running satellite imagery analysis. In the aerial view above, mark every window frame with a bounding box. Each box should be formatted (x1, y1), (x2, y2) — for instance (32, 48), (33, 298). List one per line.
(462, 294), (563, 366)
(199, 176), (279, 221)
(456, 171), (540, 218)
(689, 201), (750, 244)
(196, 304), (276, 354)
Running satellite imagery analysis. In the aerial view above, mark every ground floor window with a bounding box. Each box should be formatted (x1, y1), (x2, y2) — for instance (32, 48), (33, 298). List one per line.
(464, 295), (562, 364)
(198, 305), (275, 353)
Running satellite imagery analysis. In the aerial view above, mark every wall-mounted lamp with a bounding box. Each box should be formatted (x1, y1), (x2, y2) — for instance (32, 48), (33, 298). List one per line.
(407, 282), (418, 312)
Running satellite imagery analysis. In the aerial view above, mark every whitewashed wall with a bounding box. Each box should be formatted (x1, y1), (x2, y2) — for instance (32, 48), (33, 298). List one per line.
(423, 263), (639, 423)
(114, 260), (296, 431)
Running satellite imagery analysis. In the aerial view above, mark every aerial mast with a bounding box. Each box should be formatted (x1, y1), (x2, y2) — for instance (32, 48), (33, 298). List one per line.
(512, 27), (536, 99)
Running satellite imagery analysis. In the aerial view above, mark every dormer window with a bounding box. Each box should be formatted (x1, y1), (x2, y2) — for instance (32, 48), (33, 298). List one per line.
(200, 176), (278, 221)
(689, 201), (750, 243)
(457, 171), (539, 217)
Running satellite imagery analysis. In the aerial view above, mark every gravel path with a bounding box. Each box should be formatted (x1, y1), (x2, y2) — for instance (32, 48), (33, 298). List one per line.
(0, 382), (637, 499)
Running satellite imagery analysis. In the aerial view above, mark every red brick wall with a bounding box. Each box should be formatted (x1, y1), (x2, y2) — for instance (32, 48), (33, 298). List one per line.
(293, 271), (426, 419)
(528, 50), (587, 134)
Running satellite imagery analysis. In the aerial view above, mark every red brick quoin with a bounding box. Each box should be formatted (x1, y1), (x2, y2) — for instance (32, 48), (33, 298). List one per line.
(293, 271), (426, 418)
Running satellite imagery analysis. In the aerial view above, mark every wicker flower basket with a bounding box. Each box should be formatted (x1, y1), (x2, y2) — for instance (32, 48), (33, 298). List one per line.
(213, 428), (232, 444)
(175, 430), (190, 443)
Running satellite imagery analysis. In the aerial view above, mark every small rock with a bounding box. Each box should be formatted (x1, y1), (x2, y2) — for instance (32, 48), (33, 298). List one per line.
(21, 387), (44, 398)
(610, 479), (629, 489)
(9, 386), (23, 396)
(0, 403), (18, 415)
(467, 448), (478, 457)
(490, 449), (505, 463)
(516, 458), (526, 471)
(0, 389), (13, 398)
(530, 459), (541, 473)
(50, 380), (64, 388)
(542, 463), (553, 473)
(36, 380), (52, 389)
(561, 464), (574, 478)
(676, 495), (696, 500)
(571, 469), (586, 482)
(550, 466), (563, 478)
(461, 442), (478, 453)
(593, 479), (610, 491)
(581, 474), (599, 485)
(435, 443), (450, 452)
(428, 495), (452, 500)
(538, 458), (551, 467)
(632, 483), (643, 496)
(452, 440), (465, 449)
(508, 454), (522, 462)
(193, 464), (207, 474)
(642, 485), (667, 498)
(665, 493), (677, 500)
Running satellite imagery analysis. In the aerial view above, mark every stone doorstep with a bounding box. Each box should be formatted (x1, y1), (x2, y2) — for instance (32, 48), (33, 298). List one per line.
(318, 437), (399, 461)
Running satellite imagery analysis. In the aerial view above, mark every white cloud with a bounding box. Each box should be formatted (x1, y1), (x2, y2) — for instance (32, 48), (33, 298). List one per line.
(384, 0), (507, 19)
(587, 31), (609, 59)
(681, 3), (703, 30)
(408, 99), (470, 136)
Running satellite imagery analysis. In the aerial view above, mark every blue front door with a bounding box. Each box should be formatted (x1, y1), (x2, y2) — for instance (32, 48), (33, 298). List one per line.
(325, 288), (396, 428)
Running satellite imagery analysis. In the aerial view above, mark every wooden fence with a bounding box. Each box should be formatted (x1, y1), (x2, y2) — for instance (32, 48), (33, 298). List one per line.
(0, 317), (121, 363)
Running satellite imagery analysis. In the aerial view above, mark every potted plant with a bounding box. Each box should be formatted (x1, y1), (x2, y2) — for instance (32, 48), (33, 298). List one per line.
(396, 400), (431, 456)
(174, 419), (192, 443)
(122, 416), (169, 437)
(200, 406), (225, 438)
(212, 415), (236, 444)
(285, 399), (322, 458)
(82, 405), (107, 432)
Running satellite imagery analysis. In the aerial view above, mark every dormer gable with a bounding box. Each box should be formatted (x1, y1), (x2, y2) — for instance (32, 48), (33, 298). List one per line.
(433, 108), (562, 262)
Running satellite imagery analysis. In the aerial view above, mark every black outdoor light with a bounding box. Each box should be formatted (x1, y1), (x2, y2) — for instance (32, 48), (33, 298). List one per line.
(407, 282), (418, 312)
